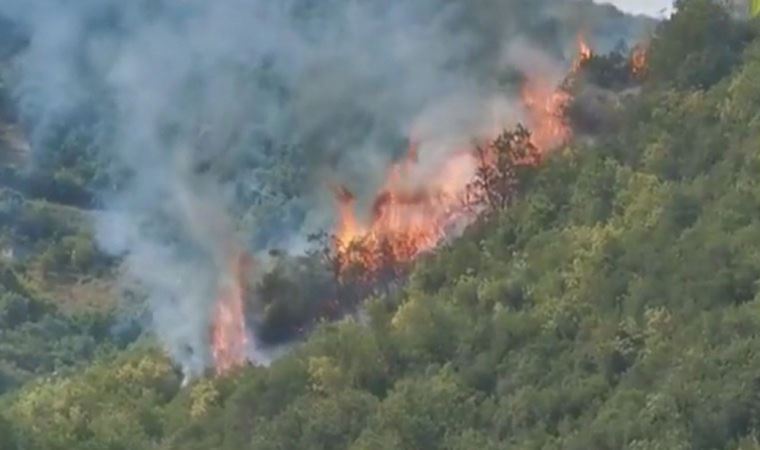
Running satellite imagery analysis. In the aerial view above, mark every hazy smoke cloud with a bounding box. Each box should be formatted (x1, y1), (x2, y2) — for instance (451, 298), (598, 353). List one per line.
(0, 0), (652, 375)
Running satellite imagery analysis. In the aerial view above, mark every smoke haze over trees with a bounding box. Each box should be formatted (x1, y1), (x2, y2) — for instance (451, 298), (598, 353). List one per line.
(0, 0), (653, 375)
(2, 0), (760, 449)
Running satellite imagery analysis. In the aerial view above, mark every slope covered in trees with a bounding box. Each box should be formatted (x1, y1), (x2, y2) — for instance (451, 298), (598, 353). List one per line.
(3, 0), (760, 449)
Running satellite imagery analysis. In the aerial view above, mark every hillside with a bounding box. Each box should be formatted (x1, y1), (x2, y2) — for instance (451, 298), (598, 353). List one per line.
(2, 1), (760, 449)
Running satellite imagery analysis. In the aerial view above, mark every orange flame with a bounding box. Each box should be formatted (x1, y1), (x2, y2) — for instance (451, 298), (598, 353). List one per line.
(211, 252), (251, 375)
(578, 35), (593, 65)
(630, 43), (648, 79)
(335, 106), (570, 277)
(333, 185), (363, 245)
(520, 79), (572, 152)
(520, 34), (594, 153)
(331, 35), (592, 279)
(519, 34), (591, 151)
(334, 145), (475, 278)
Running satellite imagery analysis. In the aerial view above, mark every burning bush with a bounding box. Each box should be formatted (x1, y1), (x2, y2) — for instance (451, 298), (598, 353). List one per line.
(466, 125), (541, 214)
(238, 125), (545, 353)
(562, 44), (653, 136)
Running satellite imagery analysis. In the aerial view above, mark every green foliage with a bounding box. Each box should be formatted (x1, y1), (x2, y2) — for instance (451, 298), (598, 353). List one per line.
(0, 414), (17, 450)
(249, 389), (378, 450)
(6, 350), (179, 450)
(0, 234), (127, 396)
(38, 232), (99, 275)
(647, 0), (755, 89)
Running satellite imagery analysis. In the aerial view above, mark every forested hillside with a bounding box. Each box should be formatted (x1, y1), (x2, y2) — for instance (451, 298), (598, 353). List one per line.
(3, 0), (760, 449)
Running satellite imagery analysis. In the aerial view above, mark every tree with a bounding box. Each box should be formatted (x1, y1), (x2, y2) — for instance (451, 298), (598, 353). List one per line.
(648, 0), (754, 89)
(466, 125), (540, 214)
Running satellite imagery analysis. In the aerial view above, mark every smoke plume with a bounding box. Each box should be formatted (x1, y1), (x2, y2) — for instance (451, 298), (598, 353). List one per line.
(0, 0), (653, 376)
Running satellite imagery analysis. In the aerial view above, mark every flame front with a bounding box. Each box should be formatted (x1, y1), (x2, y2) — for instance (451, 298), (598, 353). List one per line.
(208, 33), (611, 364)
(520, 79), (572, 152)
(211, 253), (250, 375)
(334, 146), (476, 278)
(332, 35), (595, 280)
(520, 35), (592, 152)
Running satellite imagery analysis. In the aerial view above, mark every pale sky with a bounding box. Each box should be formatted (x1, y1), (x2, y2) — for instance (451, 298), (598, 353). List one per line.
(600, 0), (675, 17)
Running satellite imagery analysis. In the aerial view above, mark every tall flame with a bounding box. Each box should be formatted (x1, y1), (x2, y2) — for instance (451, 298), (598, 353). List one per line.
(208, 32), (596, 368)
(569, 33), (594, 76)
(577, 35), (593, 66)
(211, 252), (251, 375)
(334, 145), (476, 278)
(519, 35), (591, 151)
(204, 30), (652, 377)
(332, 34), (594, 280)
(520, 79), (572, 152)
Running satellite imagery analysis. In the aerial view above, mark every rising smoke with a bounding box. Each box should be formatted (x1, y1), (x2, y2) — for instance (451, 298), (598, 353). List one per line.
(0, 0), (653, 377)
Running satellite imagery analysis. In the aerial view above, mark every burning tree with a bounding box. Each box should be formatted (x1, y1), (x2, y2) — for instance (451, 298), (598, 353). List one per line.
(630, 43), (649, 80)
(466, 125), (541, 214)
(210, 251), (252, 375)
(309, 228), (407, 309)
(328, 145), (475, 288)
(567, 45), (650, 91)
(300, 127), (543, 320)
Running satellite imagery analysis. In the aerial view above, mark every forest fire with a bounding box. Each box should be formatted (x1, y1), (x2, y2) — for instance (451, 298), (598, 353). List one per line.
(206, 32), (624, 371)
(631, 43), (649, 78)
(330, 36), (595, 281)
(333, 146), (476, 279)
(575, 35), (593, 70)
(210, 252), (251, 375)
(520, 80), (573, 151)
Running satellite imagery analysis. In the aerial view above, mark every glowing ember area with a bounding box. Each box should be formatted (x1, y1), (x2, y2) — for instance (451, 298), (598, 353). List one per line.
(577, 35), (593, 66)
(630, 43), (648, 78)
(520, 35), (592, 152)
(520, 79), (573, 152)
(334, 145), (476, 278)
(333, 185), (364, 246)
(211, 252), (251, 375)
(331, 34), (596, 280)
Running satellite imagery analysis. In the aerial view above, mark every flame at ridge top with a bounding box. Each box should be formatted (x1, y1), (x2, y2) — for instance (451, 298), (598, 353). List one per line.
(520, 79), (572, 152)
(520, 34), (595, 152)
(332, 34), (597, 279)
(578, 35), (592, 64)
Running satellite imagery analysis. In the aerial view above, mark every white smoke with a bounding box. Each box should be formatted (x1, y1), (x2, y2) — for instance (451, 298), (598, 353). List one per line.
(0, 0), (653, 375)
